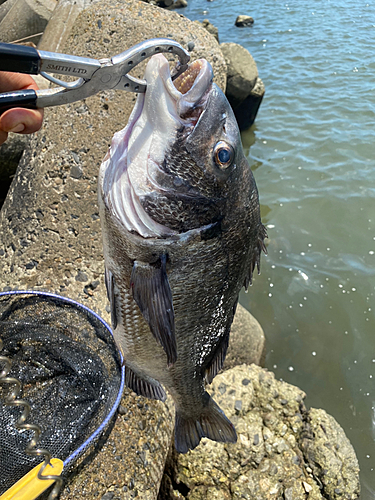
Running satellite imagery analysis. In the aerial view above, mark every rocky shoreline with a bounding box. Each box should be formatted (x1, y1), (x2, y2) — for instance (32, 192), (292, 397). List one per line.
(0, 1), (360, 499)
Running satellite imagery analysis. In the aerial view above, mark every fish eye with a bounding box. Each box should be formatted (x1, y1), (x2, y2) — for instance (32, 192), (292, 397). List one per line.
(213, 141), (234, 170)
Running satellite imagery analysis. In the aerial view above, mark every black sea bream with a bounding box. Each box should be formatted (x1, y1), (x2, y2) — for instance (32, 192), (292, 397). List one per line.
(98, 54), (266, 453)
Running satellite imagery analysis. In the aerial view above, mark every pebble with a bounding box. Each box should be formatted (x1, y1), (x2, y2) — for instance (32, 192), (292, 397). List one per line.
(118, 405), (127, 415)
(100, 493), (114, 500)
(75, 271), (88, 282)
(303, 482), (313, 493)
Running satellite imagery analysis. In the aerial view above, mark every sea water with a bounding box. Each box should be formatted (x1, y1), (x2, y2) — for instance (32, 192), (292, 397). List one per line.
(182, 0), (375, 495)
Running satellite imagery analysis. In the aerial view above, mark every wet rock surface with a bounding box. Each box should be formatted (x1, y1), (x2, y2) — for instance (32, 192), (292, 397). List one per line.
(220, 42), (265, 130)
(159, 365), (360, 500)
(235, 15), (254, 27)
(231, 77), (265, 131)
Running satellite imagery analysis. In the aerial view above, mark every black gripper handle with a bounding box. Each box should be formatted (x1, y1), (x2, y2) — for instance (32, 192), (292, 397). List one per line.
(0, 89), (38, 115)
(0, 42), (40, 74)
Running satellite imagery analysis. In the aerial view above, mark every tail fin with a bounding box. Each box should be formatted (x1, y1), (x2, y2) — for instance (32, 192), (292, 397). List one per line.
(174, 393), (237, 453)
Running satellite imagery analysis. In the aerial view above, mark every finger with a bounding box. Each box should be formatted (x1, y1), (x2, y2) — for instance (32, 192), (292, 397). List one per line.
(0, 107), (44, 134)
(0, 72), (39, 93)
(0, 72), (44, 135)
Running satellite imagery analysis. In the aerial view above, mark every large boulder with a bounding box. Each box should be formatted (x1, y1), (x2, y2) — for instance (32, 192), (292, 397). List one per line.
(159, 364), (360, 500)
(0, 1), (226, 498)
(220, 42), (265, 130)
(225, 305), (265, 369)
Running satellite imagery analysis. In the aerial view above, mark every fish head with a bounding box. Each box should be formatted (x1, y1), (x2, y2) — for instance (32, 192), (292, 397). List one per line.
(101, 53), (260, 239)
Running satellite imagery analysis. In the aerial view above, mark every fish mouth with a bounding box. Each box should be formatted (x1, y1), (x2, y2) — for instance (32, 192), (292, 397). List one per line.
(170, 58), (213, 118)
(102, 55), (213, 239)
(138, 54), (213, 123)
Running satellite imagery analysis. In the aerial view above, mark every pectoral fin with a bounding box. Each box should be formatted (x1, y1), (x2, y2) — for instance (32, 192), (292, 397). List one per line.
(130, 254), (177, 366)
(105, 268), (117, 330)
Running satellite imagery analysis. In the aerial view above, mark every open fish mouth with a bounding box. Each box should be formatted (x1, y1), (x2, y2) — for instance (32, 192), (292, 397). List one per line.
(134, 54), (214, 123)
(102, 54), (214, 239)
(171, 58), (213, 118)
(174, 60), (206, 93)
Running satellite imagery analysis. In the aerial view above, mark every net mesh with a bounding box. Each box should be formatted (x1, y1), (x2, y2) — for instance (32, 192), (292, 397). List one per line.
(0, 291), (123, 494)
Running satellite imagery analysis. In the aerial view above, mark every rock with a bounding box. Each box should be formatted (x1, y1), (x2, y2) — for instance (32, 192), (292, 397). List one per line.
(0, 75), (49, 210)
(61, 387), (175, 500)
(225, 304), (265, 369)
(160, 365), (360, 500)
(0, 134), (29, 208)
(38, 0), (86, 52)
(154, 0), (174, 7)
(0, 0), (57, 44)
(220, 42), (264, 129)
(0, 0), (14, 23)
(301, 408), (361, 500)
(196, 19), (219, 43)
(0, 1), (226, 498)
(220, 42), (258, 104)
(235, 15), (254, 27)
(169, 0), (187, 9)
(232, 76), (265, 131)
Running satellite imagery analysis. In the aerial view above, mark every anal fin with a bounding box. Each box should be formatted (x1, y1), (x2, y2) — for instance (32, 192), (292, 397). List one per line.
(130, 254), (177, 366)
(125, 364), (166, 402)
(174, 392), (237, 453)
(105, 268), (117, 330)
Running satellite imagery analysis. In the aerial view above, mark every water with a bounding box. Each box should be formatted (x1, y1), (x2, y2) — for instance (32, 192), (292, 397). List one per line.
(182, 0), (375, 495)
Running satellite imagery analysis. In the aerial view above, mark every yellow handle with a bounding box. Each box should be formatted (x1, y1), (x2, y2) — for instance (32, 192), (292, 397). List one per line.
(0, 458), (63, 500)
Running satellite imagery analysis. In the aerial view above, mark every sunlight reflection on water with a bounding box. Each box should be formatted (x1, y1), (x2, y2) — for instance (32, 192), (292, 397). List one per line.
(182, 0), (375, 494)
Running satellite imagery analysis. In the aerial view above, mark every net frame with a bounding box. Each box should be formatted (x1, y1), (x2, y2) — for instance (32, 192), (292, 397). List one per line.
(0, 290), (125, 496)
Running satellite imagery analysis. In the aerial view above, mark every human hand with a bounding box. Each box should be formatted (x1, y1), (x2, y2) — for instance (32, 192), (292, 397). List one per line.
(0, 72), (44, 145)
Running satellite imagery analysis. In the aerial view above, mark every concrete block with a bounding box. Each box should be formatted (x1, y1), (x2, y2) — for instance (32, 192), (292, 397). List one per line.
(0, 0), (16, 23)
(38, 0), (85, 52)
(0, 0), (57, 44)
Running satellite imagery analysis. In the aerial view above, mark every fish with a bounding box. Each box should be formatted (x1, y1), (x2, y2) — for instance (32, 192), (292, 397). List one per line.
(98, 53), (266, 453)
